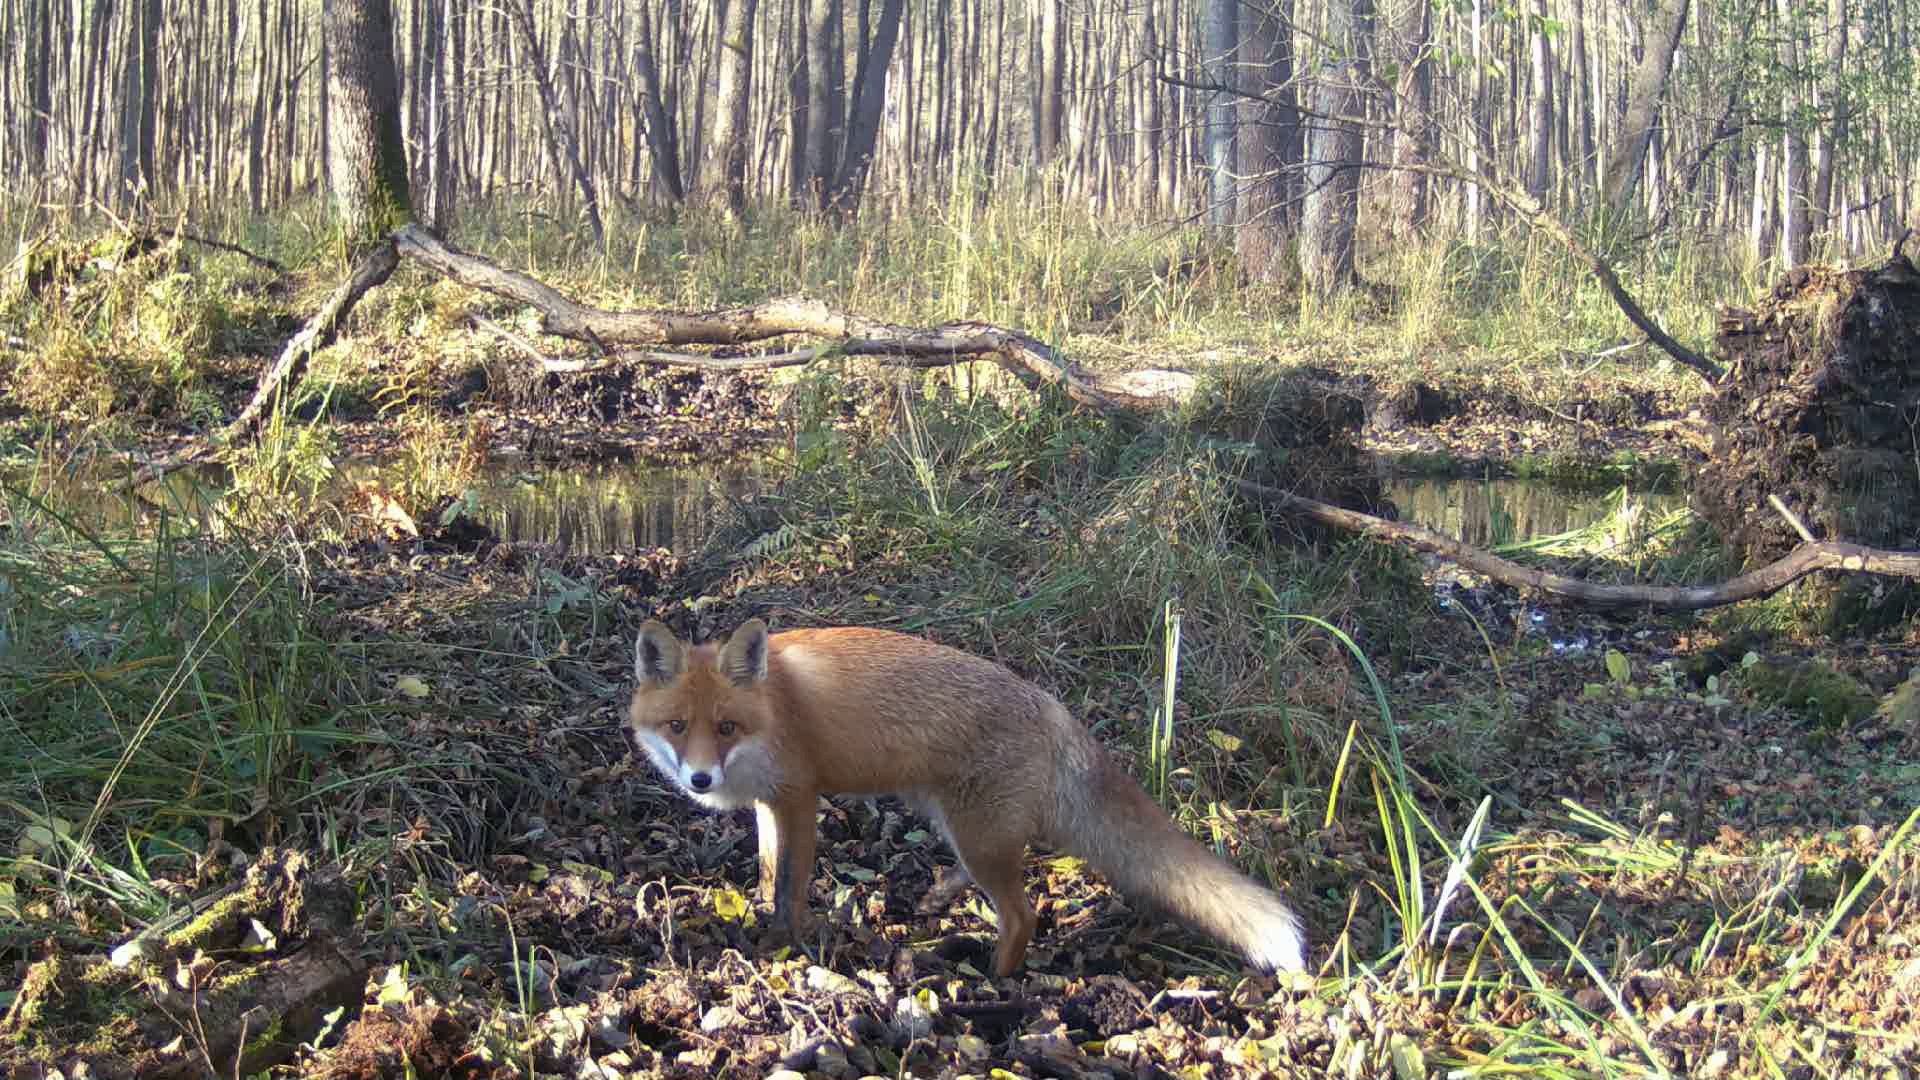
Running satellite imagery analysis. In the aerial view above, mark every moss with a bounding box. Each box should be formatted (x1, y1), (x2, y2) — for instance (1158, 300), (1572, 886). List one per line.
(1742, 658), (1876, 730)
(0, 955), (69, 1037)
(165, 887), (256, 954)
(1, 954), (146, 1061)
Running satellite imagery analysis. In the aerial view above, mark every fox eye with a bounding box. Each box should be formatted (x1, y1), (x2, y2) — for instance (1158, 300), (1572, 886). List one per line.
(668, 718), (686, 734)
(717, 719), (737, 737)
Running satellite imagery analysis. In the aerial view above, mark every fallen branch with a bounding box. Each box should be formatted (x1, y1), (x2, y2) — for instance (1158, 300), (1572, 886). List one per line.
(176, 229), (288, 273)
(118, 240), (399, 489)
(1234, 476), (1920, 611)
(120, 222), (1196, 492)
(391, 223), (1196, 414)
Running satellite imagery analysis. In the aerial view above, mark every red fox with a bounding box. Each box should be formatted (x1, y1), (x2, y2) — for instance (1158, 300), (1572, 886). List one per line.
(626, 618), (1308, 977)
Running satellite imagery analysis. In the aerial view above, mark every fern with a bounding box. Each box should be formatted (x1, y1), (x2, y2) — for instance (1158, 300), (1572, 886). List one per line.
(741, 522), (801, 562)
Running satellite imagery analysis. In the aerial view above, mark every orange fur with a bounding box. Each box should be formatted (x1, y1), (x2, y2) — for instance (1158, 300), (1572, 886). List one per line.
(627, 618), (1308, 977)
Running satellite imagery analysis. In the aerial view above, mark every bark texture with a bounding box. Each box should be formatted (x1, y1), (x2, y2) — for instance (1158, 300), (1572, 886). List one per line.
(323, 0), (413, 246)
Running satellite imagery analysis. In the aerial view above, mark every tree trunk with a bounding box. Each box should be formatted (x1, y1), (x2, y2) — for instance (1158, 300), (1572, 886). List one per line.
(710, 0), (760, 216)
(634, 2), (684, 201)
(325, 0), (413, 248)
(801, 0), (841, 204)
(1388, 0), (1432, 233)
(25, 0), (51, 180)
(1465, 0), (1490, 237)
(1035, 0), (1064, 164)
(1811, 0), (1847, 241)
(1568, 0), (1594, 190)
(1599, 0), (1689, 220)
(509, 0), (605, 244)
(1777, 0), (1809, 265)
(826, 0), (905, 212)
(1236, 0), (1299, 279)
(1301, 0), (1368, 297)
(1203, 0), (1237, 225)
(1526, 0), (1553, 203)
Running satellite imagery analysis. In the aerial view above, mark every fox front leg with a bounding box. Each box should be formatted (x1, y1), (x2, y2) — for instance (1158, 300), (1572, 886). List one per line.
(758, 795), (819, 944)
(754, 803), (780, 905)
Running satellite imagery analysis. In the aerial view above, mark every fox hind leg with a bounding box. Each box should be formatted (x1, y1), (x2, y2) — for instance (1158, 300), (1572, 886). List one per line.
(934, 804), (1038, 978)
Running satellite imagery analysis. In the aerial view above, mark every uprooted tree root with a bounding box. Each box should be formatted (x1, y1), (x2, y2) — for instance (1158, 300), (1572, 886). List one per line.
(1695, 252), (1920, 564)
(129, 220), (1920, 613)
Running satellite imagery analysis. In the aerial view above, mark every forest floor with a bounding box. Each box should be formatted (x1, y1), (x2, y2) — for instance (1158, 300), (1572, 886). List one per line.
(2, 211), (1917, 1078)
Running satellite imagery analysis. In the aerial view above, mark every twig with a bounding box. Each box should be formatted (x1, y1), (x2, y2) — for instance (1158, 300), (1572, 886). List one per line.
(1767, 494), (1818, 544)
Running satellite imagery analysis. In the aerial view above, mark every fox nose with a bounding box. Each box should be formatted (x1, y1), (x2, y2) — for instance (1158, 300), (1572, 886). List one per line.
(688, 771), (713, 792)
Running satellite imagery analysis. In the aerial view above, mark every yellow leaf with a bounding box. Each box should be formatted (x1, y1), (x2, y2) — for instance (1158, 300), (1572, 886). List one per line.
(1206, 729), (1244, 753)
(394, 676), (430, 699)
(710, 886), (751, 921)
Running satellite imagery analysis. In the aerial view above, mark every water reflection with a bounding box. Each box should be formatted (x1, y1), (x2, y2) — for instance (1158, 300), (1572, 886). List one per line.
(6, 455), (1687, 559)
(1380, 476), (1687, 549)
(460, 462), (754, 553)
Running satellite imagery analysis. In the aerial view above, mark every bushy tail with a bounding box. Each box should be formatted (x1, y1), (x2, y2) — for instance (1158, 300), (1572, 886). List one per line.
(1047, 716), (1307, 973)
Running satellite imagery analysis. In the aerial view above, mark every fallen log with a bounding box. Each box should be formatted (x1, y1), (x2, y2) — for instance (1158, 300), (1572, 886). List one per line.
(390, 223), (1196, 414)
(1234, 476), (1920, 611)
(0, 850), (366, 1079)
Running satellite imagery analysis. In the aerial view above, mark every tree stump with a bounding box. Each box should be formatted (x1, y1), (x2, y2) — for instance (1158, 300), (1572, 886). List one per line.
(1693, 253), (1920, 568)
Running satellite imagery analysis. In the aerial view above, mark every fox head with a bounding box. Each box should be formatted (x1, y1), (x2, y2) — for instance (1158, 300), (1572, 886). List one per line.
(627, 618), (780, 810)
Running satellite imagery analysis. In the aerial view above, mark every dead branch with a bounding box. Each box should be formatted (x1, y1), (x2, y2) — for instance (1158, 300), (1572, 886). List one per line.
(390, 223), (1196, 413)
(117, 239), (399, 490)
(226, 241), (400, 436)
(1234, 476), (1920, 611)
(121, 223), (1195, 492)
(175, 229), (288, 273)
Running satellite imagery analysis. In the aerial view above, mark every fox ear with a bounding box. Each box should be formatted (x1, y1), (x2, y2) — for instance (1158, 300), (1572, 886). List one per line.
(719, 618), (770, 686)
(635, 621), (685, 685)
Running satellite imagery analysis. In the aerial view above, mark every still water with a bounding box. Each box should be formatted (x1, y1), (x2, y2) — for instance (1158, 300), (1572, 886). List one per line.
(5, 457), (1684, 556)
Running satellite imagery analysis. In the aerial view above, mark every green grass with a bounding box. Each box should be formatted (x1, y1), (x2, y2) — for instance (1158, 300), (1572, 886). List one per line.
(0, 487), (351, 924)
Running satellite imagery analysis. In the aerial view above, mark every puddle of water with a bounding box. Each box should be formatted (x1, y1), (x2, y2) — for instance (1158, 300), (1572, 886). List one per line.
(1381, 476), (1688, 549)
(449, 461), (753, 553)
(2, 458), (752, 555)
(6, 454), (1686, 559)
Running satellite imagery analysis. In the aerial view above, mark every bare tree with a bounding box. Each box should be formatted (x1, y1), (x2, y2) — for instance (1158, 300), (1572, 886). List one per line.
(633, 2), (684, 201)
(1203, 0), (1238, 225)
(711, 0), (761, 217)
(509, 0), (605, 244)
(1526, 0), (1554, 203)
(1236, 0), (1302, 279)
(826, 0), (905, 212)
(1386, 0), (1432, 233)
(1600, 0), (1691, 220)
(1301, 0), (1371, 296)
